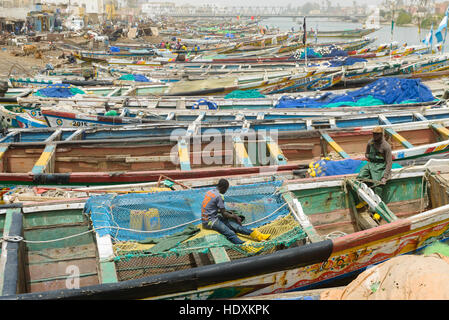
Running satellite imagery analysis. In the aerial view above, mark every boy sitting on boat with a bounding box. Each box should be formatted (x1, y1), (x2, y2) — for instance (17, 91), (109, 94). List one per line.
(201, 179), (271, 252)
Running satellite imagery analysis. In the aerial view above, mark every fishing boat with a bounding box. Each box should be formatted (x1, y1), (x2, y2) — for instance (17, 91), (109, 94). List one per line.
(0, 112), (447, 185)
(306, 27), (378, 38)
(2, 159), (449, 299)
(7, 98), (445, 128)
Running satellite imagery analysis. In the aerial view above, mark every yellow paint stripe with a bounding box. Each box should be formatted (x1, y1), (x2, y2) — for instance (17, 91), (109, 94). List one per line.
(333, 217), (449, 257)
(436, 126), (449, 139)
(434, 143), (449, 152)
(267, 142), (284, 158)
(329, 141), (344, 153)
(234, 142), (249, 159)
(392, 132), (407, 143)
(177, 145), (189, 163)
(34, 151), (53, 167)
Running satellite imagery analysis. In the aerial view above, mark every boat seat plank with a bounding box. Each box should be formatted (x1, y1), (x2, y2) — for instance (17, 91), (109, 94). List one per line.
(31, 144), (56, 174)
(64, 128), (85, 141)
(233, 136), (253, 167)
(209, 247), (231, 264)
(178, 138), (191, 171)
(283, 191), (322, 243)
(357, 211), (380, 229)
(319, 131), (349, 159)
(383, 127), (414, 149)
(265, 135), (288, 165)
(430, 123), (449, 140)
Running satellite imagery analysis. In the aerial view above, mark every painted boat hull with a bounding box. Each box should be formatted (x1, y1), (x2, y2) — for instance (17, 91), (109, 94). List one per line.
(0, 119), (448, 185)
(2, 163), (449, 299)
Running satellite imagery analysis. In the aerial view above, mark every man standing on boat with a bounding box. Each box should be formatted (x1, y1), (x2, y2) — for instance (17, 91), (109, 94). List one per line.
(201, 179), (271, 251)
(357, 126), (392, 201)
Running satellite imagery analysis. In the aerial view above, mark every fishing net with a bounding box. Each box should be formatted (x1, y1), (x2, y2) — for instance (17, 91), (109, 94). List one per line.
(34, 84), (85, 98)
(224, 89), (266, 99)
(275, 78), (436, 108)
(86, 181), (288, 241)
(85, 182), (306, 282)
(118, 74), (151, 82)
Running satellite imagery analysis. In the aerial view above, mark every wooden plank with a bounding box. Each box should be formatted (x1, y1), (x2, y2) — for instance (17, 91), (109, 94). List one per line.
(178, 138), (191, 171)
(0, 145), (9, 173)
(96, 234), (118, 284)
(166, 112), (175, 121)
(378, 115), (414, 148)
(233, 135), (253, 167)
(430, 123), (449, 140)
(319, 131), (349, 159)
(384, 127), (415, 148)
(122, 87), (136, 96)
(357, 211), (379, 229)
(106, 87), (121, 97)
(125, 155), (172, 163)
(31, 144), (56, 174)
(265, 135), (288, 165)
(44, 128), (62, 143)
(176, 97), (186, 109)
(0, 207), (24, 296)
(64, 128), (85, 141)
(413, 112), (428, 121)
(283, 191), (322, 243)
(209, 247), (231, 264)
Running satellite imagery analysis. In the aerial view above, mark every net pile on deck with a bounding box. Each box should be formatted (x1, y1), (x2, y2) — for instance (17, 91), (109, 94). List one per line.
(84, 182), (305, 281)
(275, 78), (436, 108)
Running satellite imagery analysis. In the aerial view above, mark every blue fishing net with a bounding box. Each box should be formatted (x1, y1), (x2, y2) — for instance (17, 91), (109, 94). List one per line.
(85, 181), (288, 242)
(118, 74), (150, 82)
(325, 46), (349, 57)
(275, 78), (436, 108)
(34, 83), (85, 98)
(325, 57), (367, 67)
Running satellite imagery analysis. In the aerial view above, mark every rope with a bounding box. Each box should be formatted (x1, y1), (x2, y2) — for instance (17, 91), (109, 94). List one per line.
(324, 231), (347, 240)
(0, 200), (289, 244)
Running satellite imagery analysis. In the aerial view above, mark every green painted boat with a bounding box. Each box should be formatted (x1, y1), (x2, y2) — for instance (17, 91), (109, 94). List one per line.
(1, 160), (449, 299)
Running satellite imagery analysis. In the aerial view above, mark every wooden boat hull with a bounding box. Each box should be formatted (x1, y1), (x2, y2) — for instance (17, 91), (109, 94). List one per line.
(306, 28), (378, 38)
(3, 163), (449, 299)
(0, 117), (448, 185)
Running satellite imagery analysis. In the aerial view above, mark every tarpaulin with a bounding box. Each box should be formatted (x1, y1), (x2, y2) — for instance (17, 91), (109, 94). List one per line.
(275, 78), (436, 108)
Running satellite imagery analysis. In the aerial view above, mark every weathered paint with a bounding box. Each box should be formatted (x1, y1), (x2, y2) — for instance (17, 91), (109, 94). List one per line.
(31, 144), (56, 174)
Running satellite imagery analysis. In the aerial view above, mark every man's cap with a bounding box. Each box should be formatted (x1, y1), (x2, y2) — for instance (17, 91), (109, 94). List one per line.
(372, 126), (383, 133)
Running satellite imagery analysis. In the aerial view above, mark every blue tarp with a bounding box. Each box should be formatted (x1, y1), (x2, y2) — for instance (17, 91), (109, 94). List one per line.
(309, 158), (402, 177)
(275, 78), (436, 109)
(109, 46), (120, 52)
(191, 98), (218, 110)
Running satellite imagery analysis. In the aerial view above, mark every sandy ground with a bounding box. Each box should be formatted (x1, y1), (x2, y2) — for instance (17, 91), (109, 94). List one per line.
(0, 34), (163, 79)
(0, 46), (66, 78)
